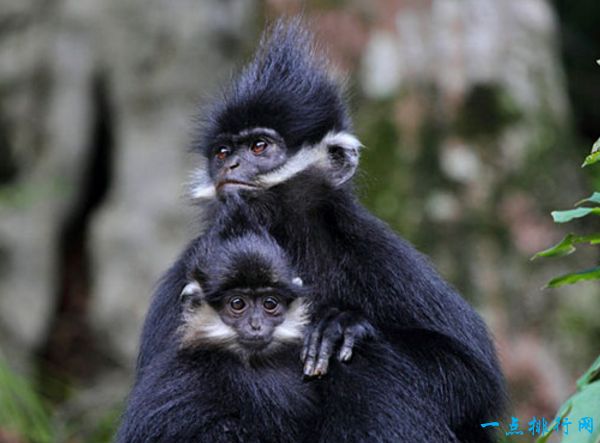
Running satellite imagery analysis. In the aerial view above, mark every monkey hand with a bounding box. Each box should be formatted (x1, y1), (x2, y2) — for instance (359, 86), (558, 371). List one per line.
(301, 308), (375, 378)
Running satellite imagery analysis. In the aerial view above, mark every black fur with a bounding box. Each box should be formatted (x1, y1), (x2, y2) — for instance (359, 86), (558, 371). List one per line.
(119, 345), (318, 443)
(198, 231), (299, 297)
(196, 18), (351, 153)
(119, 18), (506, 443)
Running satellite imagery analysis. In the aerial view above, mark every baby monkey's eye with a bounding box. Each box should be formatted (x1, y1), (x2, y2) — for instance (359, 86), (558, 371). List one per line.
(262, 296), (279, 312)
(250, 139), (268, 155)
(215, 146), (231, 160)
(229, 297), (246, 312)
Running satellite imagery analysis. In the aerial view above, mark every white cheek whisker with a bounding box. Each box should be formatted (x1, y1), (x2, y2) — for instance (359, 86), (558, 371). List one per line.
(189, 183), (217, 200)
(178, 304), (237, 349)
(256, 146), (329, 188)
(256, 130), (362, 188)
(187, 157), (217, 201)
(272, 299), (311, 344)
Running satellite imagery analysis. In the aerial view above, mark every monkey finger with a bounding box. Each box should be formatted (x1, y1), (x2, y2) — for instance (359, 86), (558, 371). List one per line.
(313, 345), (332, 377)
(300, 326), (314, 362)
(303, 328), (323, 376)
(303, 360), (316, 378)
(338, 333), (355, 362)
(313, 356), (329, 378)
(303, 308), (342, 375)
(313, 323), (343, 376)
(312, 320), (344, 377)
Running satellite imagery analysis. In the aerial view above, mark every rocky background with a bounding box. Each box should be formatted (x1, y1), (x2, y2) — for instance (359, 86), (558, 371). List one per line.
(0, 0), (598, 440)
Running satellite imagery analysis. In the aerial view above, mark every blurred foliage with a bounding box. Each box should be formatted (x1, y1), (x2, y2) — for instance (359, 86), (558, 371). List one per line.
(0, 356), (54, 443)
(553, 0), (600, 197)
(85, 408), (123, 443)
(453, 84), (521, 141)
(552, 0), (600, 146)
(0, 354), (120, 443)
(356, 98), (411, 231)
(0, 179), (72, 210)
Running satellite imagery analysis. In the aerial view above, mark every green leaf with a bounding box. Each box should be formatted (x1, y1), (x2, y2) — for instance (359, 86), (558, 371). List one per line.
(576, 192), (600, 206)
(537, 356), (600, 443)
(532, 233), (600, 260)
(536, 403), (573, 443)
(532, 234), (578, 259)
(546, 266), (600, 288)
(551, 207), (600, 223)
(576, 355), (600, 389)
(581, 137), (600, 167)
(556, 387), (600, 443)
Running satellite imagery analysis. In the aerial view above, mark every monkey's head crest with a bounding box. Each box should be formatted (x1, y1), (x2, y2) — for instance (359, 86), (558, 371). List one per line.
(189, 18), (362, 201)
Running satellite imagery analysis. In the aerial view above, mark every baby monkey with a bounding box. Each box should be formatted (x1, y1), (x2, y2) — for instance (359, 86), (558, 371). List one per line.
(117, 233), (318, 443)
(178, 232), (309, 363)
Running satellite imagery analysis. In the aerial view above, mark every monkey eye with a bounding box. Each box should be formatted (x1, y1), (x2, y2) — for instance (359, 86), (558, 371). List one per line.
(262, 296), (279, 312)
(215, 146), (231, 161)
(250, 139), (268, 155)
(229, 297), (246, 312)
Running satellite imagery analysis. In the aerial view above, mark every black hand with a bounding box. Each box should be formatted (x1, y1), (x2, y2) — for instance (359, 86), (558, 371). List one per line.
(301, 308), (375, 378)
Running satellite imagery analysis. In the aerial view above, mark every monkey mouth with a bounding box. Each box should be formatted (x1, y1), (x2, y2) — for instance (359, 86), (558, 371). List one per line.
(216, 180), (260, 192)
(238, 337), (271, 351)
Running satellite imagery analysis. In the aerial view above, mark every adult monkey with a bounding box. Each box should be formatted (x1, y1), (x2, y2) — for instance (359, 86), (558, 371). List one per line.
(128, 19), (505, 442)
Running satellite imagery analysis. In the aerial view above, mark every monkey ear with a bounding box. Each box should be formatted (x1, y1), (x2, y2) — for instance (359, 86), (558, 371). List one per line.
(180, 281), (204, 302)
(321, 132), (362, 187)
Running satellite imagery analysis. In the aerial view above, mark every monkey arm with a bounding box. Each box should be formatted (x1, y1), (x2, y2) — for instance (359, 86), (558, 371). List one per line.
(291, 199), (505, 440)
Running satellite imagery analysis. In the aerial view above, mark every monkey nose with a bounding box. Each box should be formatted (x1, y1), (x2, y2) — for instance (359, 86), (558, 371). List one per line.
(227, 160), (240, 171)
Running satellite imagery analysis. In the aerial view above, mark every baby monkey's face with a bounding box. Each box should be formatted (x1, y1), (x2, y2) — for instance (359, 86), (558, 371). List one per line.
(179, 278), (308, 358)
(216, 290), (288, 351)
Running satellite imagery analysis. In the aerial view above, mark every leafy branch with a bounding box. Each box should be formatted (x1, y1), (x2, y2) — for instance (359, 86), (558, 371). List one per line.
(532, 137), (600, 288)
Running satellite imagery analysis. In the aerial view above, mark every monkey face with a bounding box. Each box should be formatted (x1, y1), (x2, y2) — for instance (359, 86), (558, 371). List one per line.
(217, 293), (287, 351)
(177, 232), (310, 359)
(208, 128), (288, 196)
(179, 282), (310, 359)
